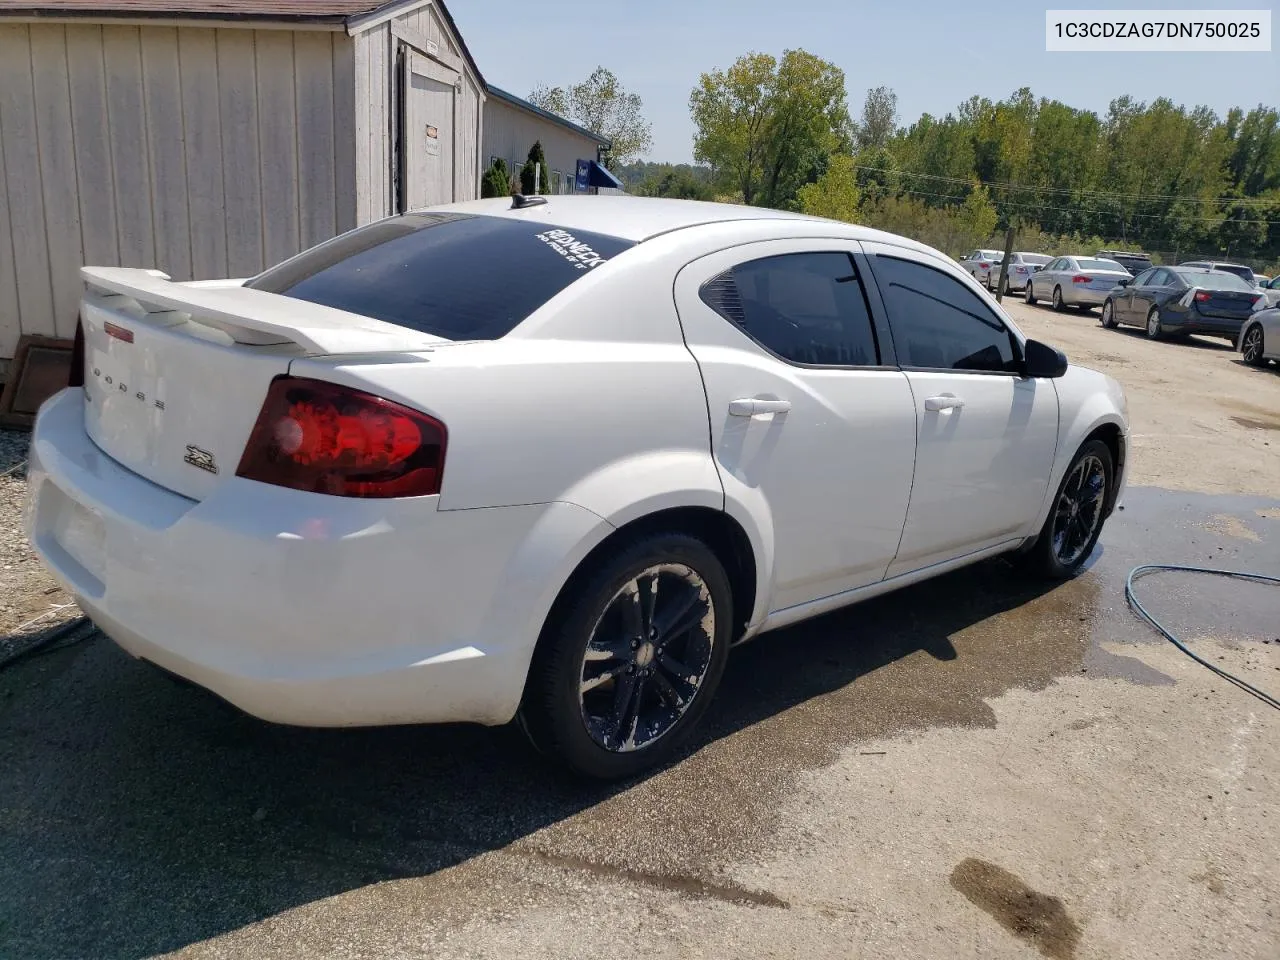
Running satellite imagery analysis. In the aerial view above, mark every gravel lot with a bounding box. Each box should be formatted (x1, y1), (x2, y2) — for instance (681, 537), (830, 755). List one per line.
(1, 304), (1278, 960)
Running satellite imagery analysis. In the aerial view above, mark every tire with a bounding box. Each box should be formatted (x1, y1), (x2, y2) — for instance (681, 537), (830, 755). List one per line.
(1020, 439), (1114, 580)
(1101, 299), (1118, 329)
(1146, 306), (1162, 339)
(1052, 286), (1065, 312)
(1025, 283), (1037, 305)
(518, 531), (733, 780)
(1241, 323), (1266, 366)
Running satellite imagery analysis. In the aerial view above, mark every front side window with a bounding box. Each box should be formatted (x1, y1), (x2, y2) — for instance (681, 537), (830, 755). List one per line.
(247, 213), (635, 341)
(870, 255), (1020, 374)
(1131, 268), (1157, 287)
(699, 252), (881, 367)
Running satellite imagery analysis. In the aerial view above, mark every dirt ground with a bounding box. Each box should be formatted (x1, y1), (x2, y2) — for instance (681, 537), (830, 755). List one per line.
(1, 303), (1278, 960)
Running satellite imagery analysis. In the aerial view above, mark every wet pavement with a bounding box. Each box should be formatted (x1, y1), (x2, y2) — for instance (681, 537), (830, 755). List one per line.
(0, 485), (1277, 959)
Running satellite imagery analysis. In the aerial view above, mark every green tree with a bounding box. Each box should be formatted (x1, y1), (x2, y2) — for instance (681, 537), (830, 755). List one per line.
(529, 67), (653, 166)
(797, 154), (861, 222)
(857, 86), (898, 151)
(690, 49), (851, 209)
(520, 141), (550, 194)
(480, 157), (510, 198)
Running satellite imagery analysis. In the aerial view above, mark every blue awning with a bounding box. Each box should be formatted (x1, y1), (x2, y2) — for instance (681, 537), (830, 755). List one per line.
(586, 160), (623, 189)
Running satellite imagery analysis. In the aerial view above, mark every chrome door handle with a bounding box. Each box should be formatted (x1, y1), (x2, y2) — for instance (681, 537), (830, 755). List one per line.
(729, 398), (792, 417)
(924, 395), (965, 412)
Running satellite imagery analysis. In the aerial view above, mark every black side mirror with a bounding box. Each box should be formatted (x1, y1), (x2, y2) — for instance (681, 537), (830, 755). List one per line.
(1023, 339), (1068, 378)
(1117, 278), (1131, 286)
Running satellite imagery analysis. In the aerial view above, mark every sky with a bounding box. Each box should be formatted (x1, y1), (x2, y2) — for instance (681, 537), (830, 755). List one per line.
(450, 0), (1279, 164)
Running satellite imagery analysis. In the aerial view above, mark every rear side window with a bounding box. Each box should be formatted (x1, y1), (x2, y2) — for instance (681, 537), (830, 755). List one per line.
(870, 255), (1020, 374)
(699, 252), (881, 367)
(247, 213), (635, 340)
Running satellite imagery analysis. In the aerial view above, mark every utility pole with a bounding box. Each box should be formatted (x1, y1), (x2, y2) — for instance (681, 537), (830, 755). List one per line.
(995, 225), (1016, 303)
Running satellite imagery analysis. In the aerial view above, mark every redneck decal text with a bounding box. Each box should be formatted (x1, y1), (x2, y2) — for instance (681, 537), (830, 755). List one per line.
(536, 229), (610, 270)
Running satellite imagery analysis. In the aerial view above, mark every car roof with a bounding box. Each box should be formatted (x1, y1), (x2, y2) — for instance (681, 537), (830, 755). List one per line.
(412, 195), (947, 254)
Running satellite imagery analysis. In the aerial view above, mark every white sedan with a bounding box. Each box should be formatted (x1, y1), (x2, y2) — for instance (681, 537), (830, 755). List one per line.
(26, 197), (1130, 779)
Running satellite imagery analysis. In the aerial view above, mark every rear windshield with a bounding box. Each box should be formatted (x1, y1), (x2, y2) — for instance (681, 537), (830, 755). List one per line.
(1212, 264), (1255, 284)
(247, 213), (635, 340)
(1020, 254), (1052, 265)
(1174, 269), (1254, 292)
(1077, 258), (1126, 272)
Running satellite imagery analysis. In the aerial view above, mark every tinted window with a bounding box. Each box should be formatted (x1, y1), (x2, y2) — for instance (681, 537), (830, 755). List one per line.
(1175, 269), (1255, 292)
(1213, 264), (1255, 284)
(1131, 268), (1157, 286)
(871, 255), (1020, 373)
(247, 213), (635, 341)
(1148, 269), (1173, 285)
(700, 252), (880, 367)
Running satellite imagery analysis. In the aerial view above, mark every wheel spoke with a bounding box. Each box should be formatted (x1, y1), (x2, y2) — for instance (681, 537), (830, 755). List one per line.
(655, 585), (705, 643)
(637, 573), (658, 638)
(606, 672), (642, 743)
(580, 661), (629, 695)
(649, 667), (688, 708)
(620, 580), (644, 640)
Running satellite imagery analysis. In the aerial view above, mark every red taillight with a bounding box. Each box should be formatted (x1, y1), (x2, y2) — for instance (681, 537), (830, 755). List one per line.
(68, 318), (86, 387)
(1072, 275), (1090, 284)
(979, 263), (990, 269)
(236, 377), (446, 498)
(1195, 291), (1211, 302)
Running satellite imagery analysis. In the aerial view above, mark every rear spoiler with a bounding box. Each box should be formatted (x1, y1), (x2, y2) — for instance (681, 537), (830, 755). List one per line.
(80, 267), (443, 356)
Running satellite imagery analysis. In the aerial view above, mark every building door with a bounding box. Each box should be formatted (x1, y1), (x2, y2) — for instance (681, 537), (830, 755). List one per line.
(400, 49), (456, 209)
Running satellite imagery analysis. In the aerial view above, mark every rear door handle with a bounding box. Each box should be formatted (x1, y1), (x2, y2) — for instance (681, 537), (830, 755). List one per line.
(729, 398), (792, 417)
(924, 395), (965, 412)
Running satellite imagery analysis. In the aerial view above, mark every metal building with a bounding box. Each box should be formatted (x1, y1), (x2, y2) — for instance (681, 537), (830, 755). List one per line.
(0, 0), (504, 375)
(482, 85), (612, 196)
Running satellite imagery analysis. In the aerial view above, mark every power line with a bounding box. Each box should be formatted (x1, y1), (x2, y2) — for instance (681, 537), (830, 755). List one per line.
(888, 186), (1280, 226)
(850, 162), (1279, 207)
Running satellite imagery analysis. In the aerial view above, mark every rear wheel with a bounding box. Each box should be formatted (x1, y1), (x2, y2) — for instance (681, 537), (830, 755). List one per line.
(1146, 306), (1163, 339)
(1021, 439), (1114, 579)
(1242, 323), (1266, 366)
(1025, 282), (1037, 305)
(519, 532), (732, 780)
(1101, 300), (1118, 329)
(1052, 286), (1065, 312)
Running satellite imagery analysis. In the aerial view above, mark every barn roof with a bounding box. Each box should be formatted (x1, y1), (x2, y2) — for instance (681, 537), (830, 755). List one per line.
(0, 2), (422, 25)
(485, 85), (612, 149)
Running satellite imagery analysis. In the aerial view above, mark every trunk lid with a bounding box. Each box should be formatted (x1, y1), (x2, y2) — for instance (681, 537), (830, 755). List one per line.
(78, 267), (442, 501)
(1194, 288), (1260, 319)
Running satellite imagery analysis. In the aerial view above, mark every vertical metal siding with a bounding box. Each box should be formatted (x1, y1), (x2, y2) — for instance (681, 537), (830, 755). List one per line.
(0, 23), (355, 359)
(482, 97), (606, 195)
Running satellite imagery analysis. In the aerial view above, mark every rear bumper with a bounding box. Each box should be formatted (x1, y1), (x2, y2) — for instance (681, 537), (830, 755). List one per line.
(1160, 313), (1247, 338)
(25, 388), (607, 727)
(1063, 286), (1112, 306)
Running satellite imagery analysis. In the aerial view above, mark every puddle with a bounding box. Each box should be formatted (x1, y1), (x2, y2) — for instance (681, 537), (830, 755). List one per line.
(950, 858), (1082, 959)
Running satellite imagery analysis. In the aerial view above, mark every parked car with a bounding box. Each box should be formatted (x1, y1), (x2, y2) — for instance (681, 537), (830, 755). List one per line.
(1100, 266), (1265, 341)
(1256, 274), (1280, 308)
(1176, 260), (1257, 287)
(1241, 307), (1280, 367)
(1097, 250), (1154, 276)
(958, 248), (1005, 284)
(985, 252), (1053, 294)
(1026, 256), (1131, 312)
(25, 197), (1130, 780)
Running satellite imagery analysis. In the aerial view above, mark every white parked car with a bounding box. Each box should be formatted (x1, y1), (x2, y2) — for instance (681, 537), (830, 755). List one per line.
(958, 248), (1005, 285)
(984, 252), (1053, 295)
(26, 197), (1130, 779)
(1026, 256), (1132, 312)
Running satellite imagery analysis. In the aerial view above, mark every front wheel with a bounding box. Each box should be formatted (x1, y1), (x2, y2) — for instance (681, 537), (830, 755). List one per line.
(1021, 439), (1114, 579)
(1101, 300), (1119, 328)
(1241, 323), (1266, 366)
(519, 532), (733, 780)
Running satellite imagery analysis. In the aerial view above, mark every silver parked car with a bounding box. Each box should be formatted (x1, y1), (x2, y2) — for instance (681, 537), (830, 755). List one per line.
(958, 248), (1005, 286)
(1241, 306), (1280, 368)
(1254, 274), (1280, 308)
(984, 252), (1053, 294)
(1026, 256), (1131, 312)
